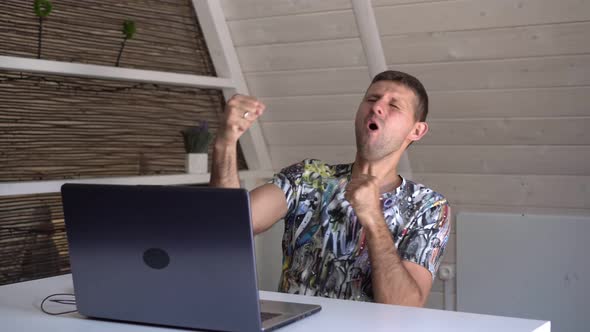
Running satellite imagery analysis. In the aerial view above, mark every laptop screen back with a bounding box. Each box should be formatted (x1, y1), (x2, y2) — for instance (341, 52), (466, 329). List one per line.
(62, 184), (262, 331)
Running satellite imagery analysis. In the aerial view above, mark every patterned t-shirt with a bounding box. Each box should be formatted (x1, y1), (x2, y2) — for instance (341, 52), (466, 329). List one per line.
(269, 159), (451, 302)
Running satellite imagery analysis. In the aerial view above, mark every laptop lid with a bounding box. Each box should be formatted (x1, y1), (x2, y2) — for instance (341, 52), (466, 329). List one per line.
(62, 184), (263, 331)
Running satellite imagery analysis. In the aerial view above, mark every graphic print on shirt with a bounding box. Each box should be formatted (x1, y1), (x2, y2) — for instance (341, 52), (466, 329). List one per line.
(271, 159), (450, 301)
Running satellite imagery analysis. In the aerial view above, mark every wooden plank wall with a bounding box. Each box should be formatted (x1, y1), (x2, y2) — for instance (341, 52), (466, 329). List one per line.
(220, 0), (368, 298)
(221, 0), (590, 309)
(375, 0), (590, 309)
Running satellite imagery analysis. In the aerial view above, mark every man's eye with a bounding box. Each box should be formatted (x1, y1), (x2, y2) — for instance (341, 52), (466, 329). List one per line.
(367, 98), (377, 102)
(390, 104), (399, 109)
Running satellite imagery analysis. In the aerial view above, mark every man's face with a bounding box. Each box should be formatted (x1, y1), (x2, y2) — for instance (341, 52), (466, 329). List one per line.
(354, 81), (420, 161)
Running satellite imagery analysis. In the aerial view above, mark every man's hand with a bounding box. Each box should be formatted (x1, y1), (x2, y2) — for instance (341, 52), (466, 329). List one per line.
(210, 94), (265, 188)
(210, 94), (286, 234)
(345, 165), (383, 229)
(347, 165), (433, 306)
(217, 94), (265, 146)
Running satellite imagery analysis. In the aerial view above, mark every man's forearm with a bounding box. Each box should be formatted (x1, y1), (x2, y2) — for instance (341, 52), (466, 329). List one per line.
(209, 139), (240, 188)
(210, 94), (265, 188)
(365, 221), (425, 306)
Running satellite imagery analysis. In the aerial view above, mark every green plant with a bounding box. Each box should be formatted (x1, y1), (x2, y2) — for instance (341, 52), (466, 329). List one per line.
(115, 20), (136, 67)
(181, 121), (213, 153)
(33, 0), (53, 59)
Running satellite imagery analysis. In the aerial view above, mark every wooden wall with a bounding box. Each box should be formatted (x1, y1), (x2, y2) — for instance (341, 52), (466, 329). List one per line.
(221, 0), (590, 309)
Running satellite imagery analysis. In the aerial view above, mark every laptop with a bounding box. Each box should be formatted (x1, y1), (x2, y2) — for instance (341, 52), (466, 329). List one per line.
(61, 183), (321, 332)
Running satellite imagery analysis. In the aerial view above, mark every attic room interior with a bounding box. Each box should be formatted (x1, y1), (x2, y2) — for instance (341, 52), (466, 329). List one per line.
(1, 1), (588, 331)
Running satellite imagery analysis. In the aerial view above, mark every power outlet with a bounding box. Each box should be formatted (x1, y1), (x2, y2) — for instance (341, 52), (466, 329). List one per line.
(438, 263), (456, 281)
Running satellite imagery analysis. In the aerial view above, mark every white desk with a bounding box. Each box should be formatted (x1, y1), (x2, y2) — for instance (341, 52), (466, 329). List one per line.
(0, 275), (550, 332)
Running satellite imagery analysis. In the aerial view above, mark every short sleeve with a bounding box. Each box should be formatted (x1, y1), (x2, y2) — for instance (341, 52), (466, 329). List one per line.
(397, 200), (451, 279)
(268, 161), (305, 216)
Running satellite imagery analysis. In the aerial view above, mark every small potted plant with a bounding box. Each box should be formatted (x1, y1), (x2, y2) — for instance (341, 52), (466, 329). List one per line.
(181, 120), (213, 173)
(116, 19), (136, 67)
(33, 0), (53, 59)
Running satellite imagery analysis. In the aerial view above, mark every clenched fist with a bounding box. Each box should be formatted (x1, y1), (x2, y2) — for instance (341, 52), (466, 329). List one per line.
(345, 166), (384, 229)
(217, 94), (265, 145)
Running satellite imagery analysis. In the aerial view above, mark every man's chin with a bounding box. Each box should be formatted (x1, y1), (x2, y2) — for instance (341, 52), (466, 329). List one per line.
(356, 145), (404, 162)
(356, 148), (384, 162)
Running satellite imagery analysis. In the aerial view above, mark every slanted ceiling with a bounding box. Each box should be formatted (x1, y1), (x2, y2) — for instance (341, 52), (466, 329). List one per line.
(221, 0), (590, 307)
(221, 0), (590, 209)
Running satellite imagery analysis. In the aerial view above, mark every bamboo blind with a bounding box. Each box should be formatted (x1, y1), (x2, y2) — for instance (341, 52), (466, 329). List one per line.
(0, 0), (249, 285)
(0, 193), (67, 285)
(0, 70), (228, 181)
(0, 0), (216, 75)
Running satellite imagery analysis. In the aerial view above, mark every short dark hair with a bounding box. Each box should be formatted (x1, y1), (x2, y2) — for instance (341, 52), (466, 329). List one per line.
(371, 70), (429, 122)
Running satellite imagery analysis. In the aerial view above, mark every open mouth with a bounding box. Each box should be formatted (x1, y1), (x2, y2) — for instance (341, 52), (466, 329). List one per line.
(368, 122), (379, 131)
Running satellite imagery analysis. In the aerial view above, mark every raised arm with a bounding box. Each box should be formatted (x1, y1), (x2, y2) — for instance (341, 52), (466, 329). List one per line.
(210, 94), (264, 188)
(210, 94), (287, 234)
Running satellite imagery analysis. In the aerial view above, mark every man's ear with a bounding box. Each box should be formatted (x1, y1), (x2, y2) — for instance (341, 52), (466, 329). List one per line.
(408, 122), (429, 142)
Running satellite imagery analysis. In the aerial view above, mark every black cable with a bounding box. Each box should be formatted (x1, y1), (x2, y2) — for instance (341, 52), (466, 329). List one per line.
(40, 293), (77, 315)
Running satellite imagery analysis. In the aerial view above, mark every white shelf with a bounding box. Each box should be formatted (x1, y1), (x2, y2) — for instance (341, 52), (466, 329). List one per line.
(0, 55), (234, 89)
(0, 0), (274, 198)
(0, 170), (275, 196)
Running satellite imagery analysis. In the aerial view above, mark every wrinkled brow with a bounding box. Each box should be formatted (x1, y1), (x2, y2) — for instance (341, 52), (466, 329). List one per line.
(366, 93), (401, 103)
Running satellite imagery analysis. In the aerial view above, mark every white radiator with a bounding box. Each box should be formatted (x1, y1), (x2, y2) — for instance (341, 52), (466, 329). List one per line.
(457, 212), (589, 332)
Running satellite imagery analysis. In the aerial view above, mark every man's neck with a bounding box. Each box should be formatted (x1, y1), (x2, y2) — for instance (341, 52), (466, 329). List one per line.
(351, 155), (403, 194)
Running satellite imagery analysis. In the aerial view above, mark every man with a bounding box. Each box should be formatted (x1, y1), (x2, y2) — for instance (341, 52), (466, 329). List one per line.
(210, 70), (451, 307)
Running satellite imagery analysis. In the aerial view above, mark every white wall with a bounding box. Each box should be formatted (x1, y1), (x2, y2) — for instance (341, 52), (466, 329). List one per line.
(221, 0), (590, 310)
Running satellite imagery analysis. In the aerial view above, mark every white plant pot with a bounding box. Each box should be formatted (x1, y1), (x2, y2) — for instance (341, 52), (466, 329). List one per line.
(186, 153), (208, 174)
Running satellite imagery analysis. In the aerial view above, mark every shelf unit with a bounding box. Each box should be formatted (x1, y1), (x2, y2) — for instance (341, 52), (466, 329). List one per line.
(0, 0), (273, 197)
